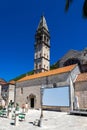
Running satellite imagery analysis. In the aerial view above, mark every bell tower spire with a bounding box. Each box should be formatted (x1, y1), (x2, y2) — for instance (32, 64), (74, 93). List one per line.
(34, 15), (50, 73)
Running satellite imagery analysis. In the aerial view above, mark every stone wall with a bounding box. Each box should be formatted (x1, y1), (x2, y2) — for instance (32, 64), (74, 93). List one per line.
(16, 85), (41, 109)
(74, 81), (87, 109)
(8, 84), (15, 103)
(16, 72), (70, 88)
(0, 85), (2, 105)
(43, 105), (70, 112)
(16, 72), (70, 109)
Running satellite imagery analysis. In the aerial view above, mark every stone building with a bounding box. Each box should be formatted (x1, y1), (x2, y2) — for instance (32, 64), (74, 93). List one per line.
(0, 78), (7, 105)
(16, 64), (80, 111)
(0, 80), (15, 106)
(14, 16), (87, 112)
(7, 81), (15, 104)
(0, 15), (87, 113)
(74, 73), (87, 109)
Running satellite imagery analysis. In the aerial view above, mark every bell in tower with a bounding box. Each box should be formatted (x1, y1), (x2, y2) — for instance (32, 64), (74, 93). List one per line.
(34, 16), (50, 73)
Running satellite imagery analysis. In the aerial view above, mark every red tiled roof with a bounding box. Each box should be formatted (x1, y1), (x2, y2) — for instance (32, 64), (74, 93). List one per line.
(0, 82), (7, 85)
(17, 64), (77, 82)
(75, 73), (87, 82)
(8, 80), (15, 85)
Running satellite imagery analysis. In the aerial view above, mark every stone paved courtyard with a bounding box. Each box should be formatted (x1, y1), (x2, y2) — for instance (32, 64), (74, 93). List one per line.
(0, 110), (87, 130)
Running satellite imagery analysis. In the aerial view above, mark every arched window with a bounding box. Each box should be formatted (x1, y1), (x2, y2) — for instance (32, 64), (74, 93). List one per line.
(44, 53), (46, 57)
(39, 64), (41, 69)
(35, 64), (38, 69)
(44, 35), (46, 42)
(35, 54), (38, 59)
(47, 38), (49, 42)
(40, 53), (41, 57)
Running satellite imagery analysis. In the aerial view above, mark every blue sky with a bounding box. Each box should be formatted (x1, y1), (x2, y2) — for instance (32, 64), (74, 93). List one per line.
(0, 0), (87, 81)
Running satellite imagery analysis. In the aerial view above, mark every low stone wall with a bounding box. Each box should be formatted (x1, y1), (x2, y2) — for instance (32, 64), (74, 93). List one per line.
(42, 105), (70, 112)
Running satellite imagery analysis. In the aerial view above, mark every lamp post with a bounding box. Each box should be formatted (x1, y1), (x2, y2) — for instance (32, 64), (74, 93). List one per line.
(14, 81), (17, 125)
(38, 85), (44, 127)
(40, 86), (44, 118)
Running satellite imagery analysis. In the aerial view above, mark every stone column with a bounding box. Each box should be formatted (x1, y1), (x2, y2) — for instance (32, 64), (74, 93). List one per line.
(69, 77), (74, 111)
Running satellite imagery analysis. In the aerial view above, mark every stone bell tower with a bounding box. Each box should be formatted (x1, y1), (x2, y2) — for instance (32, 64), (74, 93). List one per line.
(34, 16), (50, 73)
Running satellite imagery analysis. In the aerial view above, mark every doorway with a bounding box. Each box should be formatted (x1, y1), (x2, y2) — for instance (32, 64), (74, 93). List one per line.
(30, 98), (34, 108)
(29, 94), (36, 109)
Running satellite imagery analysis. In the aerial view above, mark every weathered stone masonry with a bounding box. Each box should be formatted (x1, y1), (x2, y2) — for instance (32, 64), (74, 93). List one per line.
(16, 65), (80, 111)
(75, 81), (87, 109)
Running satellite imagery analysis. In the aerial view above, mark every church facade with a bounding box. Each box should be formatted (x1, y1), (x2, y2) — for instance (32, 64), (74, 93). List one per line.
(16, 64), (80, 111)
(15, 16), (87, 112)
(0, 16), (87, 112)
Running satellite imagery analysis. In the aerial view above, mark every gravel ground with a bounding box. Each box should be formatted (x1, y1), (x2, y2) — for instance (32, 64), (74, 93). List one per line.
(0, 110), (87, 130)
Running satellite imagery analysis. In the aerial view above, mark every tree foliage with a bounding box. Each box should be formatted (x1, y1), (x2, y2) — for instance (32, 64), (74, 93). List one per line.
(10, 70), (34, 81)
(65, 0), (73, 11)
(83, 0), (87, 17)
(65, 0), (87, 18)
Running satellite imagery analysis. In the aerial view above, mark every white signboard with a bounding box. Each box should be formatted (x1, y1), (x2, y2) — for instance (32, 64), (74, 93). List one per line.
(43, 87), (69, 106)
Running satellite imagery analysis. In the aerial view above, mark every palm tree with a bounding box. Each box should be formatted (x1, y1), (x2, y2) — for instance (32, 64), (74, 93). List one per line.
(65, 0), (87, 18)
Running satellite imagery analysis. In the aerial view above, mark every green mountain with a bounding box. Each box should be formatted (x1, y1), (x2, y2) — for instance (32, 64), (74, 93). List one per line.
(11, 70), (34, 81)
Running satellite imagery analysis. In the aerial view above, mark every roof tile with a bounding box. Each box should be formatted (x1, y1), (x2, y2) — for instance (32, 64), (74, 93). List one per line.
(76, 73), (87, 82)
(17, 64), (77, 82)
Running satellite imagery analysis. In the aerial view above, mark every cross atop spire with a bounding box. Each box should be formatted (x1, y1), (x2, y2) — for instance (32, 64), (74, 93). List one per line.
(37, 15), (49, 31)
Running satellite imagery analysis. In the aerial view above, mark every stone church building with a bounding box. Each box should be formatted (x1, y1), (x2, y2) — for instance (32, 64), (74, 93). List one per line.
(15, 16), (87, 111)
(16, 64), (80, 112)
(0, 16), (87, 112)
